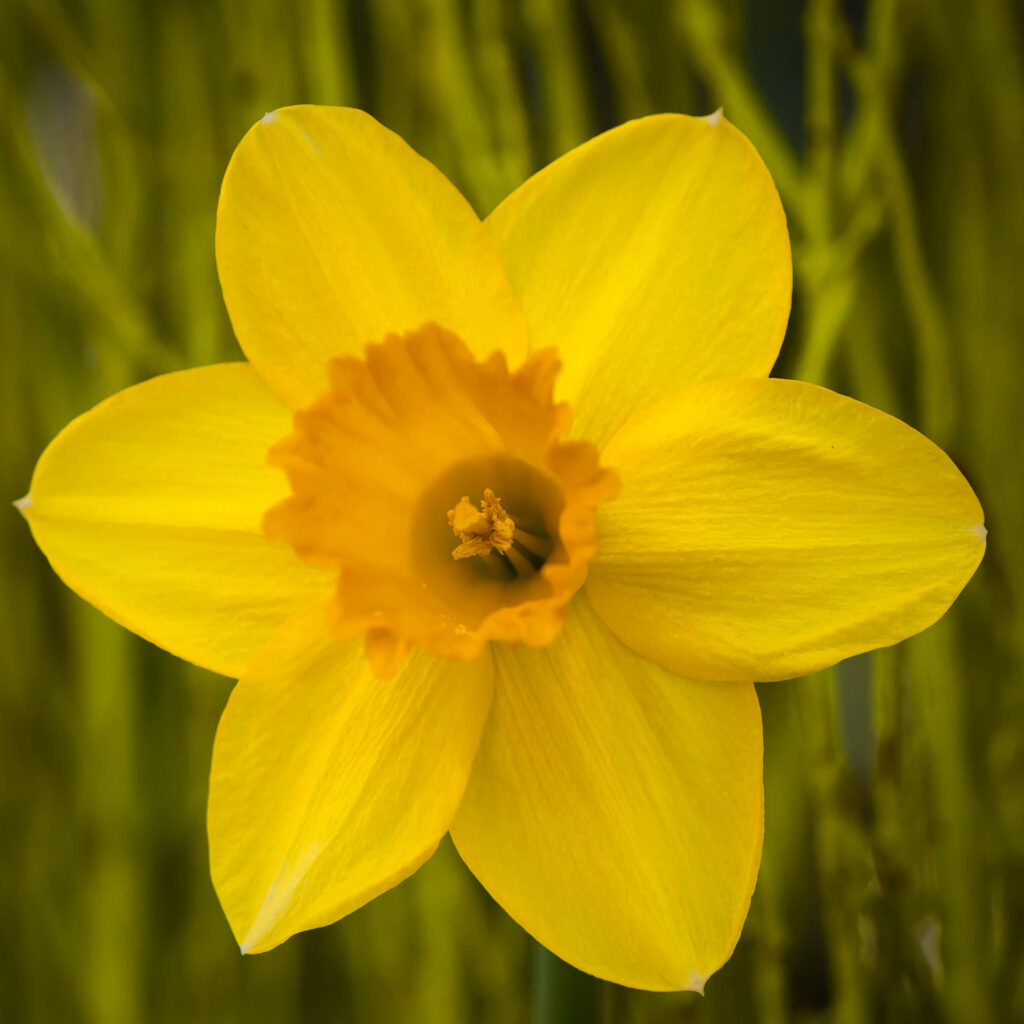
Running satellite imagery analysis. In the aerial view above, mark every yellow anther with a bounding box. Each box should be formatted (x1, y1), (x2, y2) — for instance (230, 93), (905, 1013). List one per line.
(447, 488), (516, 560)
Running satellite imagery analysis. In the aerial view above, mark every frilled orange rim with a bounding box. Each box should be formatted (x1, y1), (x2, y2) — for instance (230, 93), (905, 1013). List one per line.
(262, 323), (619, 676)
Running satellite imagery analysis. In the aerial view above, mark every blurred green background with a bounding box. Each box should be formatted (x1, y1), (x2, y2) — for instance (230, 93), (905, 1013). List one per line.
(1, 0), (1022, 1021)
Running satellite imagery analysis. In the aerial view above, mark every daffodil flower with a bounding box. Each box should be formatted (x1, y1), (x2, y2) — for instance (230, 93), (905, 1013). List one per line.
(18, 106), (985, 991)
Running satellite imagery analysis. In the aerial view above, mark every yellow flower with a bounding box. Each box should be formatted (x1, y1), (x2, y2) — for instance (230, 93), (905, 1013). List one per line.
(18, 107), (985, 992)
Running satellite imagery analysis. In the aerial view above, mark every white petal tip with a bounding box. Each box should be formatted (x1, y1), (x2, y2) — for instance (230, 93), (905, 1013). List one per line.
(703, 108), (724, 126)
(970, 523), (987, 543)
(686, 968), (708, 995)
(14, 494), (32, 513)
(260, 110), (279, 125)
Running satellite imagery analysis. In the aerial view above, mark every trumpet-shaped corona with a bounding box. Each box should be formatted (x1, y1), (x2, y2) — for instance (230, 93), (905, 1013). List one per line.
(262, 324), (618, 678)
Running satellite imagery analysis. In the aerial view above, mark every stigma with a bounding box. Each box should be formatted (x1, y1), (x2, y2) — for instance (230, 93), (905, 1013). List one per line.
(448, 489), (515, 559)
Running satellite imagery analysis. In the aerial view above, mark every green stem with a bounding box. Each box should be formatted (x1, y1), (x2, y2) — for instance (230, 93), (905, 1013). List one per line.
(796, 0), (849, 387)
(533, 943), (605, 1024)
(749, 878), (788, 1024)
(798, 671), (870, 1024)
(521, 0), (591, 161)
(911, 620), (995, 1024)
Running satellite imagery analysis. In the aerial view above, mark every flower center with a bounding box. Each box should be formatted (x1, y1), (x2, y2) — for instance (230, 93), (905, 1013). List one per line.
(263, 323), (618, 677)
(447, 489), (557, 579)
(448, 489), (516, 560)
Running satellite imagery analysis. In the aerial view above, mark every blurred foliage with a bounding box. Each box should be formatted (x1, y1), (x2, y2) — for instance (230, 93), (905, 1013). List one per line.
(1, 0), (1022, 1021)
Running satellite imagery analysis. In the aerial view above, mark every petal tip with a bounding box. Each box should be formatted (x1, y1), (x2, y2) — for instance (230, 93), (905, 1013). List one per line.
(238, 924), (273, 956)
(970, 522), (987, 544)
(685, 968), (709, 995)
(703, 107), (725, 126)
(13, 493), (33, 516)
(260, 110), (279, 125)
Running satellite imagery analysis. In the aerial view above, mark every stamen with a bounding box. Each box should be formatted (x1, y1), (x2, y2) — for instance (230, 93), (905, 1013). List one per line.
(502, 545), (536, 578)
(508, 525), (553, 561)
(447, 488), (516, 560)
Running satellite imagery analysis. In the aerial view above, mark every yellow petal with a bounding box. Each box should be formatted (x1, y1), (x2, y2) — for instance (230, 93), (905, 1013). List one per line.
(485, 114), (791, 446)
(20, 364), (333, 677)
(208, 601), (493, 953)
(216, 105), (528, 409)
(589, 378), (986, 682)
(450, 594), (763, 991)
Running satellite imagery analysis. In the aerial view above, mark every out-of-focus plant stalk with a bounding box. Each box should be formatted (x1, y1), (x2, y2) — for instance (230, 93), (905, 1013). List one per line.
(583, 0), (652, 119)
(471, 0), (532, 208)
(673, 0), (806, 229)
(933, 3), (1024, 1000)
(874, 127), (954, 445)
(749, 878), (788, 1024)
(533, 943), (605, 1024)
(71, 4), (150, 1018)
(793, 6), (873, 1022)
(422, 0), (513, 213)
(798, 670), (870, 1024)
(521, 0), (591, 160)
(75, 599), (141, 1024)
(796, 0), (851, 387)
(301, 0), (354, 105)
(870, 647), (945, 1016)
(869, 4), (993, 1017)
(912, 625), (994, 1024)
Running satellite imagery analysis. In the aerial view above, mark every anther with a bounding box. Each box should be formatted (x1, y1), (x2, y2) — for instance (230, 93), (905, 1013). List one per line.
(447, 488), (516, 560)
